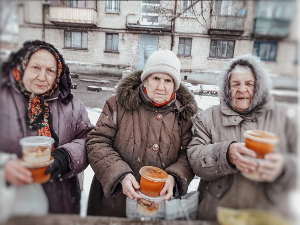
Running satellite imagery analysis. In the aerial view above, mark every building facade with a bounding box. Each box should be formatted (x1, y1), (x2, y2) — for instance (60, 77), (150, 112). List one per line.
(14, 0), (299, 87)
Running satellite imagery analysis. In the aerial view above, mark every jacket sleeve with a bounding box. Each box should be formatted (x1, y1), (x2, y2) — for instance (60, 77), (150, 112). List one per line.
(187, 112), (238, 182)
(264, 105), (298, 197)
(60, 98), (94, 179)
(165, 119), (195, 196)
(86, 97), (132, 197)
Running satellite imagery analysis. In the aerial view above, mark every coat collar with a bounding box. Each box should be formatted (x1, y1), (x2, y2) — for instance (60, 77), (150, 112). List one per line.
(116, 70), (198, 120)
(220, 94), (274, 126)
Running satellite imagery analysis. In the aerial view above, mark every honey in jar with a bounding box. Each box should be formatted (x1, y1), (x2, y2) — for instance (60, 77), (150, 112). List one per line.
(139, 166), (168, 197)
(244, 130), (279, 159)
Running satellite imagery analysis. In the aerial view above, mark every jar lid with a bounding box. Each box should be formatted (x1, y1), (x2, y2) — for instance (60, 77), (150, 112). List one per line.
(139, 166), (168, 182)
(19, 136), (54, 146)
(244, 130), (279, 144)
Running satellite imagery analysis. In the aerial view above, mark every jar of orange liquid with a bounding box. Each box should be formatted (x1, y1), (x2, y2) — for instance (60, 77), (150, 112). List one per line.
(139, 166), (168, 197)
(19, 136), (54, 184)
(242, 130), (279, 181)
(244, 130), (279, 159)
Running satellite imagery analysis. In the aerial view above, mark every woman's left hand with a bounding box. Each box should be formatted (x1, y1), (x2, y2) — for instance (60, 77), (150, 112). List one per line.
(257, 153), (285, 182)
(160, 175), (175, 200)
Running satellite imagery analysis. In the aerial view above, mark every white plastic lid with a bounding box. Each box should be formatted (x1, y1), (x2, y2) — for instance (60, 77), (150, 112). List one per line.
(139, 166), (168, 182)
(19, 136), (54, 147)
(244, 130), (279, 144)
(138, 191), (164, 202)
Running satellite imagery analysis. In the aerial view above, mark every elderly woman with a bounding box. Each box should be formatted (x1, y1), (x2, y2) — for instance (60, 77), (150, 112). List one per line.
(0, 40), (93, 214)
(187, 55), (297, 220)
(86, 49), (197, 217)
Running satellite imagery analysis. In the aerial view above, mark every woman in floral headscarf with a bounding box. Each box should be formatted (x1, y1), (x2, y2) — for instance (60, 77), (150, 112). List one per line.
(0, 40), (93, 214)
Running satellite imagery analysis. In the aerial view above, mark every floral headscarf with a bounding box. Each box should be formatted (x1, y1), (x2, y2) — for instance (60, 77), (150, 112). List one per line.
(5, 41), (70, 146)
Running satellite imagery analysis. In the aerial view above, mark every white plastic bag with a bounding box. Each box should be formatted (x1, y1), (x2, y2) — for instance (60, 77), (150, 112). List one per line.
(126, 191), (199, 220)
(165, 191), (199, 220)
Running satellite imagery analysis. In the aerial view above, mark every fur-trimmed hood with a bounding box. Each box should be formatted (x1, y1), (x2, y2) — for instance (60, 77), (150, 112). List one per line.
(116, 70), (198, 120)
(218, 54), (271, 114)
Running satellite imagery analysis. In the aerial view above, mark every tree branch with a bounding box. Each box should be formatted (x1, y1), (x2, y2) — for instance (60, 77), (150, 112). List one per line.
(170, 0), (202, 21)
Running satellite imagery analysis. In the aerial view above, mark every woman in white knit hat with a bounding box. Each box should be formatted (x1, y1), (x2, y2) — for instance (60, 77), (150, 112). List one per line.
(86, 49), (198, 217)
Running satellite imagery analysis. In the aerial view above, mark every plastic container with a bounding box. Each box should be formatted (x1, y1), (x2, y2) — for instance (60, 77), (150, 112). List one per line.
(241, 156), (266, 182)
(136, 191), (164, 217)
(139, 166), (168, 197)
(19, 136), (54, 183)
(244, 130), (279, 159)
(20, 157), (54, 183)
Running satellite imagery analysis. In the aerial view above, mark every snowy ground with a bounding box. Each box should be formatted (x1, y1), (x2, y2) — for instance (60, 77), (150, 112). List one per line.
(80, 95), (220, 216)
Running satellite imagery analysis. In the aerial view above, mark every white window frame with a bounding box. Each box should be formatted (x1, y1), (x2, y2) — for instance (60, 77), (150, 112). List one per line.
(64, 31), (88, 49)
(106, 0), (120, 13)
(140, 1), (160, 25)
(105, 33), (119, 52)
(182, 0), (196, 16)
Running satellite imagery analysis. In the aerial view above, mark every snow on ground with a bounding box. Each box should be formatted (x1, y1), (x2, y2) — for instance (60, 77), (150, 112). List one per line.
(81, 96), (219, 216)
(195, 95), (220, 111)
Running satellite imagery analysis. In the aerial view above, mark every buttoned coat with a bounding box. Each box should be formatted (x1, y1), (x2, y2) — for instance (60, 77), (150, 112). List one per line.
(86, 71), (197, 217)
(1, 70), (93, 214)
(187, 96), (297, 220)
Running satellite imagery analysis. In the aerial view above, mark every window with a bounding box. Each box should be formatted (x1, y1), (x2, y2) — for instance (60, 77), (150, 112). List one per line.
(106, 0), (120, 13)
(64, 31), (87, 49)
(51, 0), (96, 10)
(141, 0), (160, 25)
(178, 38), (192, 56)
(209, 40), (235, 58)
(183, 0), (196, 16)
(105, 33), (119, 52)
(253, 41), (277, 61)
(213, 0), (245, 16)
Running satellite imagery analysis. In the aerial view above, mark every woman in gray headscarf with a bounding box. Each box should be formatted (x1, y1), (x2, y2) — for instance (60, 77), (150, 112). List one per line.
(187, 54), (297, 220)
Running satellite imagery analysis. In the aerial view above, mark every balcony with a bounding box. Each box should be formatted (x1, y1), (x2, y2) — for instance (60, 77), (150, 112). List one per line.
(208, 15), (245, 36)
(252, 18), (291, 38)
(49, 7), (97, 27)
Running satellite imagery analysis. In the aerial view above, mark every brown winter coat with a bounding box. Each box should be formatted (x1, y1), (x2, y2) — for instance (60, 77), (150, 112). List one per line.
(187, 96), (297, 220)
(0, 70), (94, 214)
(86, 71), (197, 217)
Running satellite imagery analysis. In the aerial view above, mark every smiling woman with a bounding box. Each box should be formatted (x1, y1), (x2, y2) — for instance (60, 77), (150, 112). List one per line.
(1, 40), (93, 215)
(22, 50), (57, 95)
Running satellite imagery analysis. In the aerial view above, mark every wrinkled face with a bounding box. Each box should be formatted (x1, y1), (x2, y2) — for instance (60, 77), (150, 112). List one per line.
(143, 73), (174, 104)
(23, 49), (57, 95)
(230, 70), (255, 112)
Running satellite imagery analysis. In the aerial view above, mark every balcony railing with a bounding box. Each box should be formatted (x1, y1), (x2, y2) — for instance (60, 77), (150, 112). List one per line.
(253, 18), (291, 37)
(210, 15), (245, 31)
(49, 7), (97, 26)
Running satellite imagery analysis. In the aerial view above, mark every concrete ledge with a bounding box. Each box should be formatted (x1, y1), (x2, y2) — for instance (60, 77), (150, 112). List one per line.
(5, 214), (218, 225)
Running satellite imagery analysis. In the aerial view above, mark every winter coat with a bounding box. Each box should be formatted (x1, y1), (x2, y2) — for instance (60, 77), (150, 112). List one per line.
(187, 96), (297, 220)
(86, 71), (197, 217)
(0, 70), (94, 214)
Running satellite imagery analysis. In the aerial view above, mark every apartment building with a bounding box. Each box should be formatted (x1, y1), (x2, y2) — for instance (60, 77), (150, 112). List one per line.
(16, 0), (298, 86)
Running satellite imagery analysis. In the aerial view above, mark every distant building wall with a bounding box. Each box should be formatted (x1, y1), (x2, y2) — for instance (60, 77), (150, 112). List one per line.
(11, 0), (298, 87)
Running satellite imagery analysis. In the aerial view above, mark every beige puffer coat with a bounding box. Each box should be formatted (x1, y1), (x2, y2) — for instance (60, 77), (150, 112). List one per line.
(86, 71), (197, 217)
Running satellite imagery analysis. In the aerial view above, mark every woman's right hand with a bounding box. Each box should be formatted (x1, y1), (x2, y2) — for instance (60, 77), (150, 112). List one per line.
(4, 159), (33, 185)
(121, 173), (141, 200)
(228, 142), (258, 173)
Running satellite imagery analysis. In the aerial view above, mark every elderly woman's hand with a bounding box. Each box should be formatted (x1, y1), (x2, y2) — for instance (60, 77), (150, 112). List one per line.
(121, 173), (141, 200)
(160, 175), (175, 201)
(228, 142), (258, 173)
(257, 153), (285, 182)
(4, 159), (33, 185)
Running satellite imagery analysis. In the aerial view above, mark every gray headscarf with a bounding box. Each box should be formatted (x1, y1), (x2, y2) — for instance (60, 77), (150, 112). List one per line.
(218, 54), (271, 115)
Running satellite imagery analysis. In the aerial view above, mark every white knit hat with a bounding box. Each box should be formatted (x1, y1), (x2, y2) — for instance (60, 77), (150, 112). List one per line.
(141, 49), (181, 91)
